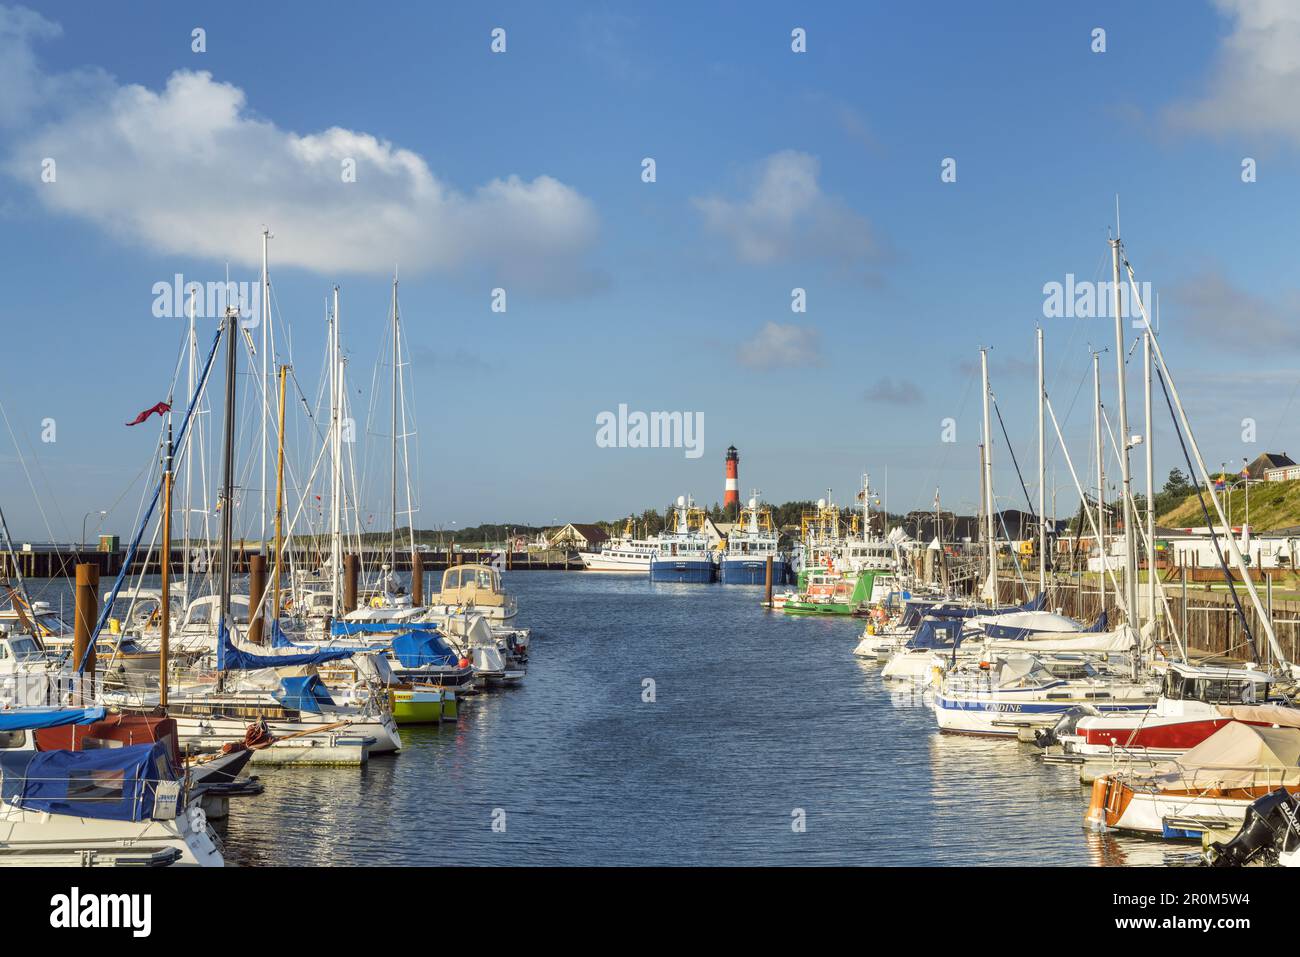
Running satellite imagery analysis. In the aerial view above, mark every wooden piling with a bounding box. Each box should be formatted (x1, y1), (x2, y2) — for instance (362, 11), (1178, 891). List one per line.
(765, 555), (774, 606)
(344, 553), (358, 613)
(72, 563), (98, 702)
(412, 550), (424, 607)
(248, 554), (266, 645)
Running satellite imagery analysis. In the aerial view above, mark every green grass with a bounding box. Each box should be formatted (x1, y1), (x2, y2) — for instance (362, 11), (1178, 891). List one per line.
(1157, 478), (1300, 531)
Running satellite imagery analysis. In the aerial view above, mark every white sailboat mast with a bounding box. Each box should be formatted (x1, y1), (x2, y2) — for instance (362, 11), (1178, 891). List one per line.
(330, 285), (343, 618)
(183, 288), (196, 598)
(1036, 326), (1046, 595)
(1110, 236), (1139, 627)
(260, 228), (271, 553)
(1124, 263), (1287, 667)
(1093, 349), (1105, 609)
(980, 348), (996, 601)
(1143, 300), (1156, 626)
(390, 273), (399, 569)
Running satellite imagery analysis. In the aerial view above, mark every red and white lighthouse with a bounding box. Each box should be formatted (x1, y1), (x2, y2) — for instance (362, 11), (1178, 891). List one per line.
(724, 445), (740, 510)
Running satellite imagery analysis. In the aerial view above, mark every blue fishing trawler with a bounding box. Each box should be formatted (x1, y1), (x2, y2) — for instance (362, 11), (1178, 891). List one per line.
(720, 495), (790, 584)
(649, 496), (717, 583)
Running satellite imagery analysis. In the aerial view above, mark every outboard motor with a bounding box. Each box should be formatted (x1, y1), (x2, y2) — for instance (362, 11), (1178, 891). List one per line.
(1033, 704), (1100, 749)
(1205, 789), (1300, 867)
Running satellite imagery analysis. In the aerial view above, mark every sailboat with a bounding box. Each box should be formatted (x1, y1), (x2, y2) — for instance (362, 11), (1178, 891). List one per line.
(100, 300), (401, 766)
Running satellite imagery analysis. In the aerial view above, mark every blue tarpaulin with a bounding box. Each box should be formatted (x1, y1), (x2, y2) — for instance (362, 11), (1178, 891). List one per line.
(217, 622), (356, 670)
(929, 592), (1046, 619)
(330, 619), (409, 636)
(390, 628), (460, 668)
(1085, 610), (1109, 633)
(0, 706), (105, 733)
(270, 620), (319, 650)
(907, 617), (965, 650)
(273, 674), (336, 714)
(2, 741), (175, 822)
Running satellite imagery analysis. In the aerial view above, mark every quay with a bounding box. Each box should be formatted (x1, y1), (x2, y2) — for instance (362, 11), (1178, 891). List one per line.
(0, 544), (585, 579)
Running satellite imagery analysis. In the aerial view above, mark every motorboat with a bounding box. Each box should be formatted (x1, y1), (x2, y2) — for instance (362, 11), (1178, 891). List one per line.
(1045, 661), (1295, 780)
(425, 563), (518, 622)
(1085, 722), (1300, 839)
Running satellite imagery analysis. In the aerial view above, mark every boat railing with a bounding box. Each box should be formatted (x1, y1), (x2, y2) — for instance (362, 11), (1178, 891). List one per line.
(0, 670), (102, 709)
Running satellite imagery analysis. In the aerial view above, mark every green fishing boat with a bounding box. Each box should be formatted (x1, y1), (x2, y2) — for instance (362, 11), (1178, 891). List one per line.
(781, 570), (876, 616)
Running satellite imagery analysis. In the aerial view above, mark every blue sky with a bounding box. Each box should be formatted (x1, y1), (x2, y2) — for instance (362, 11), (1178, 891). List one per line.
(1, 0), (1298, 541)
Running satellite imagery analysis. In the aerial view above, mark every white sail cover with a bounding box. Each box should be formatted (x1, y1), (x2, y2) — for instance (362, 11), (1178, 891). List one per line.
(985, 623), (1139, 655)
(968, 610), (1082, 636)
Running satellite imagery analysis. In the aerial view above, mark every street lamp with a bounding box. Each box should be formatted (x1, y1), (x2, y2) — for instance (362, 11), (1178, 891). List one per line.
(81, 510), (107, 549)
(1243, 457), (1250, 528)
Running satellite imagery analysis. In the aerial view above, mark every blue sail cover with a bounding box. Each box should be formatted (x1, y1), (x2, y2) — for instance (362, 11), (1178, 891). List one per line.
(270, 620), (319, 650)
(907, 618), (965, 650)
(929, 591), (1046, 619)
(273, 674), (336, 714)
(330, 619), (410, 636)
(1085, 610), (1109, 632)
(390, 628), (459, 668)
(899, 599), (946, 628)
(0, 706), (105, 733)
(2, 741), (176, 822)
(217, 622), (356, 670)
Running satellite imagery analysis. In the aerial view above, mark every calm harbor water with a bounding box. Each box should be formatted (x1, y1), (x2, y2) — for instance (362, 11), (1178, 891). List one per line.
(29, 571), (1170, 865)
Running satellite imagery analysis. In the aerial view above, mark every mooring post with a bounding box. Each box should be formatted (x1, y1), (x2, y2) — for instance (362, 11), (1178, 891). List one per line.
(412, 550), (424, 607)
(248, 554), (266, 645)
(765, 555), (773, 606)
(72, 563), (99, 704)
(344, 553), (359, 613)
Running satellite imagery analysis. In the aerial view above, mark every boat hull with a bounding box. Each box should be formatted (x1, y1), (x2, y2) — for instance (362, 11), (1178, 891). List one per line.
(649, 558), (715, 583)
(934, 694), (1152, 736)
(720, 557), (790, 585)
(578, 551), (653, 572)
(391, 688), (443, 725)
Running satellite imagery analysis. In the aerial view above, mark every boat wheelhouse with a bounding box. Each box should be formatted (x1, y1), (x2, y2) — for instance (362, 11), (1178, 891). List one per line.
(426, 563), (517, 622)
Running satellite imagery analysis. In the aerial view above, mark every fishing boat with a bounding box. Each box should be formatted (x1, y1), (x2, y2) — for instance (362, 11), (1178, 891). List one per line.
(649, 496), (716, 583)
(579, 517), (658, 572)
(781, 569), (877, 616)
(720, 495), (789, 584)
(1085, 722), (1300, 839)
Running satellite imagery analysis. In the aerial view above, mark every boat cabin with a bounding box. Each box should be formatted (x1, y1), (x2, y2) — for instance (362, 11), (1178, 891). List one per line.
(432, 564), (508, 610)
(180, 595), (250, 633)
(1160, 662), (1271, 706)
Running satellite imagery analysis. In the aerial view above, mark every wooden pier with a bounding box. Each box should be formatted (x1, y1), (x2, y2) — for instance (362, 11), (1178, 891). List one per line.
(0, 545), (584, 579)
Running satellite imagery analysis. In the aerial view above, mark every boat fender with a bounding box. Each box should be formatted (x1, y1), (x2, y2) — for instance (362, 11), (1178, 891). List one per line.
(1084, 775), (1111, 831)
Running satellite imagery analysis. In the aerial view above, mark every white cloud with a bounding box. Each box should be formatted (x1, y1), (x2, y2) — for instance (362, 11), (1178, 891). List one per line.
(736, 321), (822, 370)
(864, 377), (921, 405)
(693, 150), (878, 274)
(1165, 0), (1300, 142)
(0, 6), (599, 290)
(1168, 268), (1300, 352)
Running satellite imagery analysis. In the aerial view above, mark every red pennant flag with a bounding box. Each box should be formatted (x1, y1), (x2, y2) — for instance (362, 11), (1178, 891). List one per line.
(124, 401), (171, 426)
